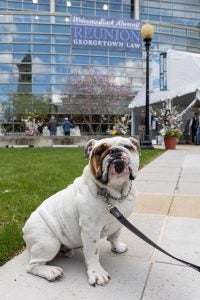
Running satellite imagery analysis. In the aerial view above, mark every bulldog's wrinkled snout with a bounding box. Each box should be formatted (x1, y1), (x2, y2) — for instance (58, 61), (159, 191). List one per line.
(114, 160), (125, 173)
(109, 147), (127, 174)
(110, 147), (122, 157)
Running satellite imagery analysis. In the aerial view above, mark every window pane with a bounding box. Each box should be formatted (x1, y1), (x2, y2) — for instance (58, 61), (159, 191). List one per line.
(52, 35), (70, 44)
(32, 35), (51, 43)
(53, 55), (69, 63)
(52, 25), (69, 34)
(32, 74), (51, 83)
(109, 57), (125, 65)
(0, 83), (17, 93)
(52, 45), (69, 54)
(53, 65), (69, 73)
(173, 10), (185, 17)
(23, 2), (37, 10)
(13, 34), (31, 43)
(32, 44), (51, 53)
(33, 84), (51, 93)
(55, 6), (67, 13)
(109, 51), (125, 57)
(13, 44), (31, 53)
(38, 4), (49, 11)
(8, 1), (22, 10)
(32, 24), (50, 33)
(0, 64), (12, 72)
(0, 44), (12, 52)
(33, 54), (51, 64)
(71, 56), (89, 64)
(72, 49), (86, 55)
(110, 3), (122, 10)
(0, 2), (6, 9)
(32, 64), (52, 74)
(69, 7), (81, 14)
(52, 74), (68, 84)
(175, 36), (187, 45)
(16, 24), (31, 33)
(90, 56), (108, 65)
(82, 1), (95, 8)
(14, 15), (32, 23)
(52, 85), (63, 93)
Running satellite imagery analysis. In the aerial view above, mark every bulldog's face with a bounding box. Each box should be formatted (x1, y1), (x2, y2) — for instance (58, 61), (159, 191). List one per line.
(85, 136), (139, 185)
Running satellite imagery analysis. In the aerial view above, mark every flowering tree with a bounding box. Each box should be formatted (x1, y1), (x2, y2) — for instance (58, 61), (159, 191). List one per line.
(108, 115), (131, 136)
(151, 103), (183, 137)
(61, 66), (133, 134)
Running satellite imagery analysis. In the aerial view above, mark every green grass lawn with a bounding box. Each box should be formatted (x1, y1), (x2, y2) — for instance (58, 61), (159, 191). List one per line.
(0, 147), (165, 265)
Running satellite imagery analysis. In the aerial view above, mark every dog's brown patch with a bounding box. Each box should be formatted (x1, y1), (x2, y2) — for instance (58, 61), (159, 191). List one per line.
(128, 137), (140, 153)
(90, 143), (111, 178)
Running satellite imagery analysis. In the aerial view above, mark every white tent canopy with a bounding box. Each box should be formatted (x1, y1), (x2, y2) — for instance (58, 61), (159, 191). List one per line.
(129, 49), (200, 109)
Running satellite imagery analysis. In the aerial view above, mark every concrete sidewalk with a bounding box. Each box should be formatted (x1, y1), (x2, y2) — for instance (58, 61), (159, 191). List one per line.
(1, 145), (200, 300)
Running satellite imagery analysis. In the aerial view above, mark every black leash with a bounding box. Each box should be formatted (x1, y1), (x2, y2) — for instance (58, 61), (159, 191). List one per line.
(109, 206), (200, 272)
(96, 183), (200, 272)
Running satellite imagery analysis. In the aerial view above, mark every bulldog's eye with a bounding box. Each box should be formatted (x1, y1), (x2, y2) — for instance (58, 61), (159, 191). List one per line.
(124, 145), (133, 151)
(94, 149), (104, 156)
(93, 143), (111, 156)
(94, 147), (106, 156)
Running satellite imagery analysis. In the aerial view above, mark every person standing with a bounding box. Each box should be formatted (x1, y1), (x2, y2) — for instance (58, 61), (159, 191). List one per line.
(62, 117), (74, 136)
(189, 113), (198, 144)
(196, 113), (200, 145)
(48, 116), (57, 136)
(37, 121), (44, 135)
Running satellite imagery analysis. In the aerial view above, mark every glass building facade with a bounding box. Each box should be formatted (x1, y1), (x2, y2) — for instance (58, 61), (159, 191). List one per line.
(0, 0), (199, 134)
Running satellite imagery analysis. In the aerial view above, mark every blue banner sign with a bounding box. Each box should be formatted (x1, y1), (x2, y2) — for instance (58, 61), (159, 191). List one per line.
(160, 52), (167, 91)
(72, 15), (142, 52)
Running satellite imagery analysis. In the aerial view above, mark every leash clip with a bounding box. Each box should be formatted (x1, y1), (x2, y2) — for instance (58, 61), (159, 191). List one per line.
(104, 197), (114, 211)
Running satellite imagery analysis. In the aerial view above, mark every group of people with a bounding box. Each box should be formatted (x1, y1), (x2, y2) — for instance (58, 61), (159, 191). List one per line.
(188, 112), (200, 145)
(47, 116), (74, 136)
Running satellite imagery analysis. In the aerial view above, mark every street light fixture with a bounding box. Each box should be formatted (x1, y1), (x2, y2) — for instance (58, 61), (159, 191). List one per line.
(103, 4), (109, 10)
(141, 22), (154, 148)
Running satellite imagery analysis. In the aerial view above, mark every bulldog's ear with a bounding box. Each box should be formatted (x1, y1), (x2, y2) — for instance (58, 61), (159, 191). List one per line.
(85, 139), (97, 158)
(129, 137), (140, 153)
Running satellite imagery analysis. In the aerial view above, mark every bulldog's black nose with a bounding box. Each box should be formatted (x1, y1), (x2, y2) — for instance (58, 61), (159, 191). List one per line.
(114, 160), (125, 173)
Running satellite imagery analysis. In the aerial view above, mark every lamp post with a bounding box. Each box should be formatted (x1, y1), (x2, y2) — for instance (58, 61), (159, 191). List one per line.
(141, 23), (154, 148)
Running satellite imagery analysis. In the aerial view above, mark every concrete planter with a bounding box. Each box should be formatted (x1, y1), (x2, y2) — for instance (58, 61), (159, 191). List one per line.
(0, 136), (90, 148)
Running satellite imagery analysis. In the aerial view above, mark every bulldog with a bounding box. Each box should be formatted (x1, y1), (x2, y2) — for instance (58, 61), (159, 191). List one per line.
(23, 136), (139, 286)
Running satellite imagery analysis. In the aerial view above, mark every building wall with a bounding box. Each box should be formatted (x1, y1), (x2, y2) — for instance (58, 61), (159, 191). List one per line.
(0, 0), (199, 134)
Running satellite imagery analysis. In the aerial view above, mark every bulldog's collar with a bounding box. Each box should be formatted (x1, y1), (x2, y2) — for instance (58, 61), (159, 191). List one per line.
(96, 181), (132, 202)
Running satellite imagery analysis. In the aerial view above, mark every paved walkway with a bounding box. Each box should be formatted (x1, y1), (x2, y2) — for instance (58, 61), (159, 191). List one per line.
(1, 145), (200, 300)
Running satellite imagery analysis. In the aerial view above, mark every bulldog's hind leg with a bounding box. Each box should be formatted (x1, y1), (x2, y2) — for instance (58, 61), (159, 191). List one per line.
(107, 228), (128, 253)
(26, 238), (64, 281)
(59, 245), (75, 257)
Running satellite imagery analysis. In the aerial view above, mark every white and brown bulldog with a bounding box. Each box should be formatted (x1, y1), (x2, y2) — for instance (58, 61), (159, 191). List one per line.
(23, 136), (140, 286)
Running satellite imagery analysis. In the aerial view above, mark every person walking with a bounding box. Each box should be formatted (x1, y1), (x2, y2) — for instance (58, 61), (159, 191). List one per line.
(62, 117), (74, 136)
(48, 116), (57, 136)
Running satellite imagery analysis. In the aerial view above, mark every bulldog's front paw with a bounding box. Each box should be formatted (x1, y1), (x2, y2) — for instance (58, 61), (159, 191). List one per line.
(111, 242), (128, 253)
(87, 265), (111, 286)
(26, 264), (64, 281)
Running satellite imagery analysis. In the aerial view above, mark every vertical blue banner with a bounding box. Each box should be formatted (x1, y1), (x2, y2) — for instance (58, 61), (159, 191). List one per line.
(152, 53), (160, 92)
(160, 52), (167, 91)
(71, 15), (142, 52)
